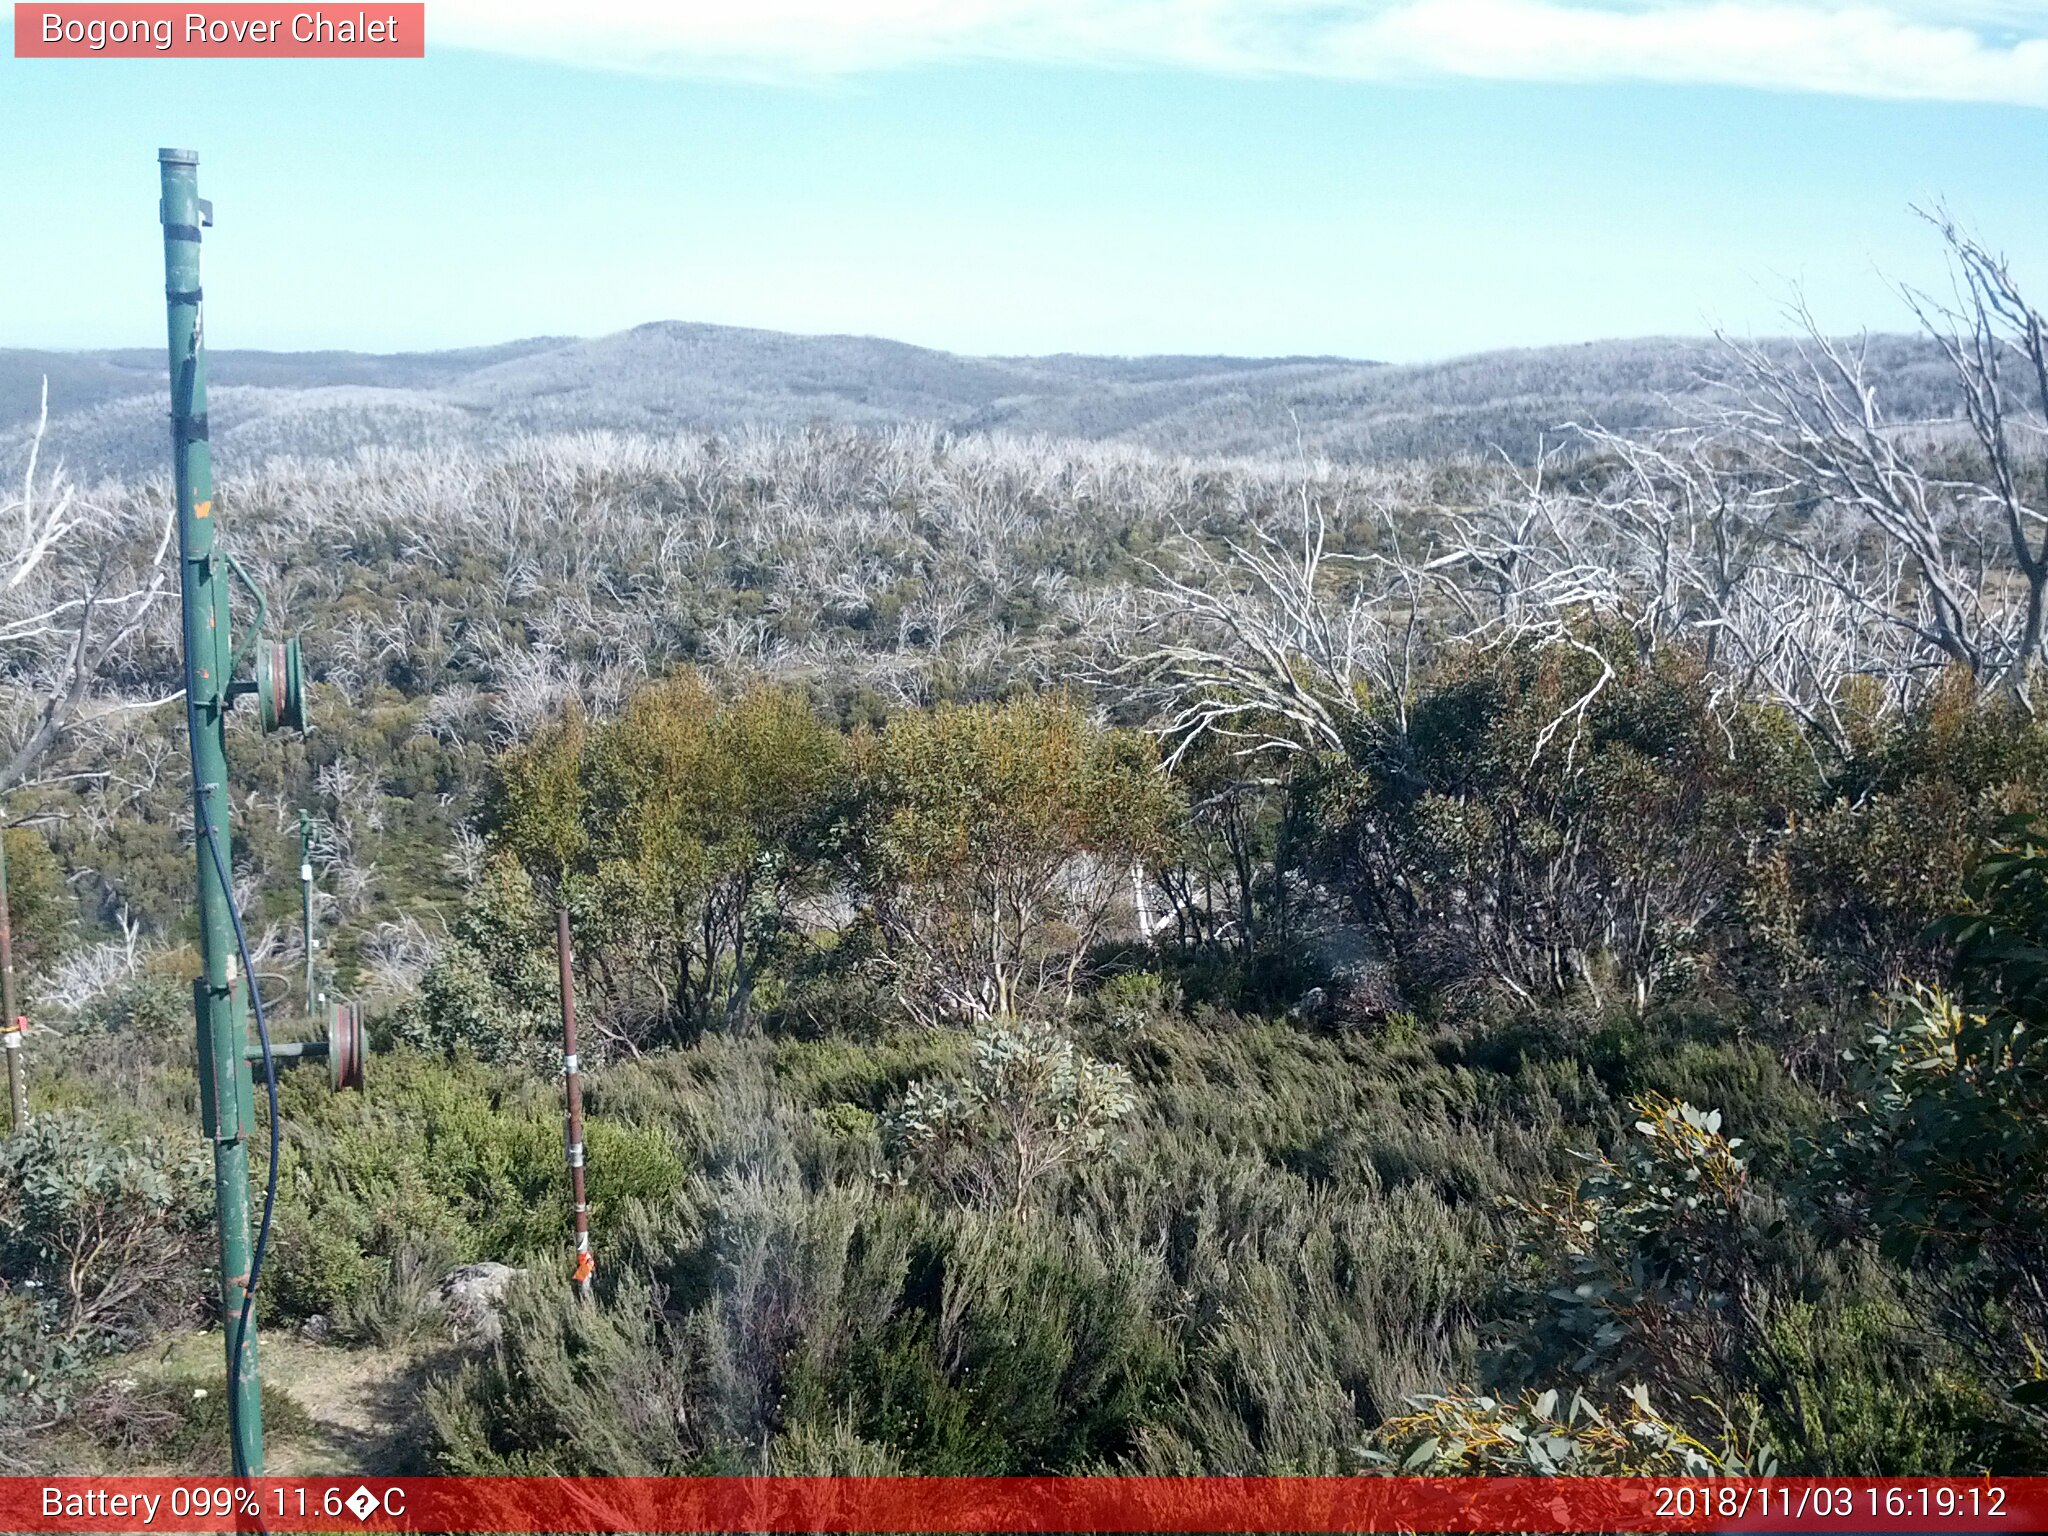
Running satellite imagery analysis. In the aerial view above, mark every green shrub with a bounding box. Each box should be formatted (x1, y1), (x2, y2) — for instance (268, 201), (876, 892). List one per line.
(0, 1113), (210, 1437)
(2, 826), (78, 982)
(851, 695), (1179, 1025)
(812, 1212), (1174, 1473)
(430, 1006), (1494, 1478)
(1497, 1094), (1779, 1404)
(1749, 1292), (2034, 1474)
(264, 1207), (382, 1323)
(1312, 643), (1810, 1010)
(1087, 970), (1181, 1038)
(266, 1048), (686, 1332)
(0, 1113), (210, 1356)
(393, 855), (559, 1068)
(888, 1021), (1137, 1214)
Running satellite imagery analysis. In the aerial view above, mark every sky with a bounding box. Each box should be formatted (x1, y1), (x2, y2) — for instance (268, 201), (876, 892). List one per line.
(1, 1), (2044, 362)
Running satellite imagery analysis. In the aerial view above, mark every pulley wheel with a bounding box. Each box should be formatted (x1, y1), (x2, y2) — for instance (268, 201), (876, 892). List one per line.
(257, 636), (308, 732)
(327, 1002), (366, 1092)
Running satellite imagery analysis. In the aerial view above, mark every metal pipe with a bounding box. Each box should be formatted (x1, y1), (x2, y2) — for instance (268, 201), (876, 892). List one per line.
(160, 146), (264, 1478)
(556, 906), (592, 1302)
(2, 1028), (22, 1137)
(299, 810), (315, 1012)
(245, 1040), (327, 1062)
(0, 822), (22, 1134)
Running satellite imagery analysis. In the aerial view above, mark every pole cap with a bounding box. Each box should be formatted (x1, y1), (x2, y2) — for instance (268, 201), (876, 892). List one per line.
(158, 148), (200, 165)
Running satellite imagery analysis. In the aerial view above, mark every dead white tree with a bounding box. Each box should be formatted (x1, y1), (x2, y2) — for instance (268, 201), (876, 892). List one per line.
(1131, 477), (1414, 764)
(1712, 217), (2048, 710)
(1900, 208), (2048, 695)
(0, 382), (178, 792)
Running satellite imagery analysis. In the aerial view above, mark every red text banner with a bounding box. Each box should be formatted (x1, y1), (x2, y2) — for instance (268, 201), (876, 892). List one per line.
(3, 1476), (2045, 1533)
(13, 5), (425, 58)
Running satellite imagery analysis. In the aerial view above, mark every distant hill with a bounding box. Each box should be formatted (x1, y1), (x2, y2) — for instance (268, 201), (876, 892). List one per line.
(0, 321), (1964, 481)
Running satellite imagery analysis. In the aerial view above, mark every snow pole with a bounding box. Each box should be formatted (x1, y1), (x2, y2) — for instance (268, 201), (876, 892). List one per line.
(556, 906), (593, 1301)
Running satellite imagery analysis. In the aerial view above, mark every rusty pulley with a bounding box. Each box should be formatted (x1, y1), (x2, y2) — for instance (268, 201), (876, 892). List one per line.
(327, 1001), (366, 1092)
(256, 635), (307, 732)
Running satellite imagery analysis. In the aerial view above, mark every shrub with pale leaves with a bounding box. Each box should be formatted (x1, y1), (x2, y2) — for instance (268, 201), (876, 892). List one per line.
(887, 1021), (1137, 1213)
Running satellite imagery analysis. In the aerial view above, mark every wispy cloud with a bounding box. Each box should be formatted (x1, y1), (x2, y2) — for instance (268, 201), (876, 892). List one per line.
(432, 1), (2048, 106)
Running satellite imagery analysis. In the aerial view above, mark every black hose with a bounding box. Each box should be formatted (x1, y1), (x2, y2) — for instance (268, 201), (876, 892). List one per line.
(198, 797), (278, 1483)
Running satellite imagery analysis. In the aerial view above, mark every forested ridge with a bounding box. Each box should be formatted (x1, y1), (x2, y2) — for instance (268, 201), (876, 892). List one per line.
(5, 221), (2048, 1481)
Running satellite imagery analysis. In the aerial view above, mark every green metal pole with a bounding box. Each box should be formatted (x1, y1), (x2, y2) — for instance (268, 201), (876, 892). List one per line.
(160, 147), (263, 1478)
(299, 810), (315, 1013)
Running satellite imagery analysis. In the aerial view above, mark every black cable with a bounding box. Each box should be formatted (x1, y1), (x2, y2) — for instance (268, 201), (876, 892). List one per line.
(198, 796), (279, 1483)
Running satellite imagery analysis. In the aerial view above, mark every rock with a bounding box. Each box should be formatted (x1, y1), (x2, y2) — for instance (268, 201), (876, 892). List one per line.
(1288, 985), (1330, 1023)
(438, 1261), (527, 1344)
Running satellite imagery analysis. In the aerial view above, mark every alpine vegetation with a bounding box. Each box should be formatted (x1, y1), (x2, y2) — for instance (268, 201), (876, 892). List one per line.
(6, 216), (2048, 1479)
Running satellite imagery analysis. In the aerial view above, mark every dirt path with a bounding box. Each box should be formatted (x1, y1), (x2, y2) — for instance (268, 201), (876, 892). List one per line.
(107, 1330), (451, 1476)
(260, 1335), (452, 1475)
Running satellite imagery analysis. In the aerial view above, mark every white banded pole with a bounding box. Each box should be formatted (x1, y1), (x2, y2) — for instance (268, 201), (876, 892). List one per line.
(3, 1023), (24, 1135)
(555, 906), (592, 1302)
(1, 822), (23, 1134)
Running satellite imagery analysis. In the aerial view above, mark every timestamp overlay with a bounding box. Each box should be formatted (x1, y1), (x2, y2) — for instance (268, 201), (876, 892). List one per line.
(3, 1477), (2046, 1533)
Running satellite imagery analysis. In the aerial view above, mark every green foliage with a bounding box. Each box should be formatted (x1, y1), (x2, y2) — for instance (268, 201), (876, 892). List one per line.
(575, 675), (849, 1036)
(0, 1112), (211, 1346)
(1831, 816), (2048, 1272)
(1087, 970), (1182, 1038)
(1749, 1290), (2031, 1475)
(1312, 646), (2048, 1042)
(396, 854), (559, 1067)
(264, 1207), (384, 1324)
(30, 953), (199, 1122)
(23, 395), (2048, 1483)
(1500, 1094), (1779, 1401)
(1153, 734), (1300, 966)
(265, 1048), (685, 1335)
(480, 675), (850, 1045)
(483, 708), (589, 891)
(0, 1113), (211, 1419)
(888, 1021), (1138, 1213)
(1779, 682), (2048, 998)
(853, 694), (1179, 1024)
(1366, 1382), (1776, 1476)
(1315, 643), (1810, 1008)
(428, 1014), (1495, 1477)
(2, 826), (76, 981)
(816, 1212), (1174, 1473)
(18, 598), (2048, 1479)
(1812, 818), (2048, 1436)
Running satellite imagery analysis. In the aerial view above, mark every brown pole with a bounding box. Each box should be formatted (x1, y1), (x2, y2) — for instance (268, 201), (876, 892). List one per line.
(0, 826), (24, 1134)
(556, 906), (592, 1302)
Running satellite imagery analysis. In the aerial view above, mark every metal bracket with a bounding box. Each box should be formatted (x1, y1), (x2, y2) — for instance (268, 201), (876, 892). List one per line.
(159, 198), (214, 228)
(222, 549), (268, 678)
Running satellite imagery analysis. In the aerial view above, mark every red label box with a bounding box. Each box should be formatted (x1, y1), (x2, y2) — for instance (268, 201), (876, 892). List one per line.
(14, 3), (425, 57)
(5, 1476), (2048, 1534)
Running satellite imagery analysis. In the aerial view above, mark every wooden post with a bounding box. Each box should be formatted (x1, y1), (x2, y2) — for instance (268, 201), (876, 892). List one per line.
(556, 906), (592, 1302)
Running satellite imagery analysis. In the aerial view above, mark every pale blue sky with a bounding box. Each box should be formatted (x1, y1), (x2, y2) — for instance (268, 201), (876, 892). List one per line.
(3, 5), (2044, 360)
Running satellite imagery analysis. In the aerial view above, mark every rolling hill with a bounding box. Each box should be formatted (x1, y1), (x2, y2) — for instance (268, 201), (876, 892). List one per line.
(0, 321), (1962, 481)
